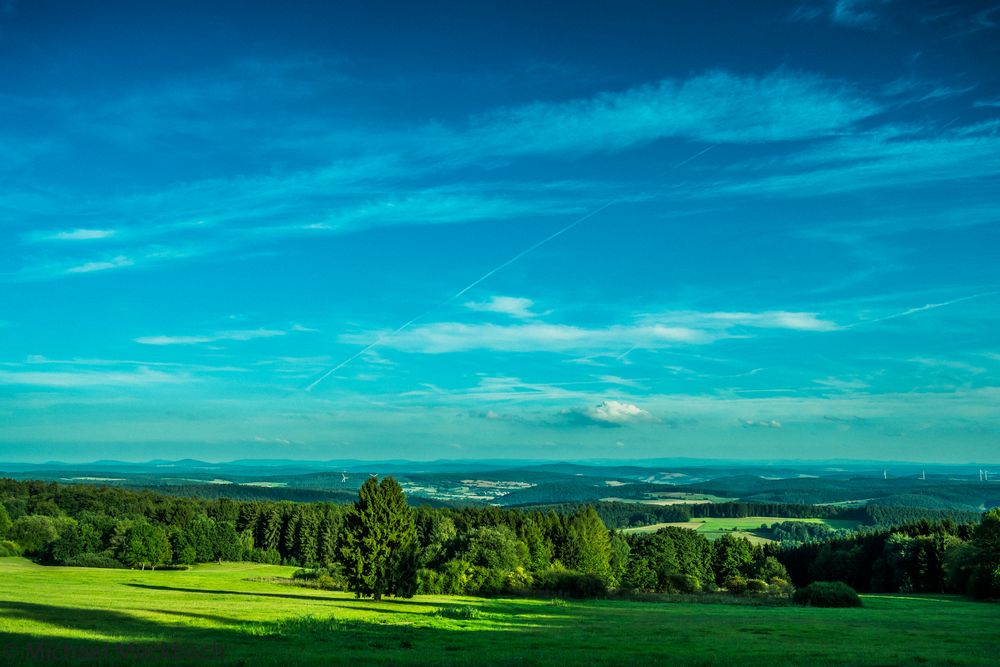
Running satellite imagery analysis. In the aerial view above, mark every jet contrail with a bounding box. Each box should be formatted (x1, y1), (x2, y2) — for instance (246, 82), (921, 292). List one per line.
(305, 146), (715, 392)
(845, 291), (999, 328)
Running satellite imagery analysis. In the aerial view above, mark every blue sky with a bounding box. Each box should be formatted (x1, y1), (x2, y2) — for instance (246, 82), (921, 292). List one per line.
(2, 0), (999, 463)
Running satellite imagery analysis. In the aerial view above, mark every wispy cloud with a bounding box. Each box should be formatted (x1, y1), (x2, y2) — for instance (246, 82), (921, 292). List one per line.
(740, 418), (783, 428)
(40, 228), (117, 241)
(644, 310), (838, 332)
(467, 71), (880, 154)
(4, 66), (889, 282)
(0, 367), (187, 388)
(701, 123), (1000, 199)
(831, 0), (887, 27)
(791, 1), (889, 28)
(65, 255), (133, 274)
(464, 296), (540, 319)
(341, 321), (708, 354)
(342, 309), (837, 355)
(134, 328), (287, 346)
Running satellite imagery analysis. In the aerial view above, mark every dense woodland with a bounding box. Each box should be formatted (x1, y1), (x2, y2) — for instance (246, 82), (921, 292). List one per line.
(1, 478), (997, 600)
(531, 500), (981, 531)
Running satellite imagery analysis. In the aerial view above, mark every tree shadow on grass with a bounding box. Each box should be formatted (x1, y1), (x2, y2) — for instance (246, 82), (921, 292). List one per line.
(122, 583), (496, 616)
(0, 599), (575, 666)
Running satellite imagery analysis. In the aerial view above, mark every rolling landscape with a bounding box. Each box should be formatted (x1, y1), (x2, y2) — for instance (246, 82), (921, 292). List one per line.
(3, 1), (1000, 665)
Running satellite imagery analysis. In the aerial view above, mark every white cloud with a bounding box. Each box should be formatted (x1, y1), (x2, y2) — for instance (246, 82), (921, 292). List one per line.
(343, 322), (708, 354)
(349, 309), (837, 355)
(657, 310), (839, 332)
(739, 418), (783, 429)
(46, 229), (117, 241)
(464, 296), (539, 319)
(580, 400), (655, 426)
(66, 255), (133, 274)
(134, 328), (287, 346)
(0, 367), (186, 388)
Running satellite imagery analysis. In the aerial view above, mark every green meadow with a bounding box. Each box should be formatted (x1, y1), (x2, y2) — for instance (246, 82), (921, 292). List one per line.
(1, 557), (998, 666)
(622, 516), (860, 543)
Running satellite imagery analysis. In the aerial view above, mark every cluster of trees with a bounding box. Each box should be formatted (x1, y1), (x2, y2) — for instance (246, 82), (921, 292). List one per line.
(2, 478), (998, 601)
(764, 521), (845, 544)
(777, 513), (1000, 598)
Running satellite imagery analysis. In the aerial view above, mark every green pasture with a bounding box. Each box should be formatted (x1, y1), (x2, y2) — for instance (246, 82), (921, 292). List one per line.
(0, 557), (996, 666)
(622, 516), (862, 542)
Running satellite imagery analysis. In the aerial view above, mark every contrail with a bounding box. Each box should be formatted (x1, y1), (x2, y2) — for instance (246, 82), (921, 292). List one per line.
(844, 291), (999, 328)
(306, 146), (715, 392)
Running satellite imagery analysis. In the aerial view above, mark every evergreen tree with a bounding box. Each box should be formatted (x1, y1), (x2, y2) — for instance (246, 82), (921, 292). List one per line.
(297, 508), (319, 565)
(262, 505), (283, 553)
(339, 477), (418, 600)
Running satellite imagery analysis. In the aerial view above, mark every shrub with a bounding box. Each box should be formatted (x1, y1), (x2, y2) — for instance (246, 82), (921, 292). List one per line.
(723, 575), (748, 594)
(467, 566), (507, 596)
(793, 581), (862, 607)
(63, 553), (123, 569)
(292, 566), (347, 590)
(249, 548), (281, 565)
(746, 579), (769, 594)
(435, 606), (482, 620)
(533, 569), (607, 598)
(767, 577), (795, 597)
(505, 566), (534, 591)
(417, 568), (445, 595)
(0, 540), (21, 556)
(667, 573), (702, 594)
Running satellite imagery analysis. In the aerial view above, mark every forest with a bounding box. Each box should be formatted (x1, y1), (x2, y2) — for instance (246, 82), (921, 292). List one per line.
(1, 477), (998, 601)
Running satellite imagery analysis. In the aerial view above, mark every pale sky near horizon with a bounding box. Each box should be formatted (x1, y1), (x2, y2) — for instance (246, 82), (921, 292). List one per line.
(2, 1), (1000, 463)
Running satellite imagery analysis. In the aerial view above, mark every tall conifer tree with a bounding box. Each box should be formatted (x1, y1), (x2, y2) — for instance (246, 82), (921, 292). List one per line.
(340, 477), (417, 600)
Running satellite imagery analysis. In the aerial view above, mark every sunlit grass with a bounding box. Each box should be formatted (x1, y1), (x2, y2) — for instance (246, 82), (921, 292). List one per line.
(0, 557), (997, 665)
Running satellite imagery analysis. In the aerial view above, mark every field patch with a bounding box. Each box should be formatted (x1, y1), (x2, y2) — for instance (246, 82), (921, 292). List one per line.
(623, 516), (860, 541)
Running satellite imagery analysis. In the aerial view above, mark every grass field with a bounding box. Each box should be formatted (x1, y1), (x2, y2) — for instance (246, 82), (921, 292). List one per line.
(1, 557), (997, 666)
(623, 516), (861, 543)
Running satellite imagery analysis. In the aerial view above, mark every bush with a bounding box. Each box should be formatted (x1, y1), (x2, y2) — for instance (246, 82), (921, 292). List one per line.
(63, 553), (123, 569)
(292, 566), (347, 590)
(505, 566), (534, 591)
(467, 566), (507, 596)
(667, 573), (702, 594)
(417, 568), (445, 595)
(435, 606), (482, 620)
(746, 578), (769, 594)
(793, 581), (862, 608)
(723, 575), (748, 594)
(249, 548), (281, 565)
(0, 540), (21, 556)
(533, 569), (607, 598)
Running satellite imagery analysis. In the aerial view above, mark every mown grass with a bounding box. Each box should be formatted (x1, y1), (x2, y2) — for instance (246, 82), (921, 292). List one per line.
(0, 557), (997, 665)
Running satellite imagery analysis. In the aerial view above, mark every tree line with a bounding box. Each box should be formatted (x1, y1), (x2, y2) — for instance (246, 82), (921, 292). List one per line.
(776, 515), (1000, 598)
(1, 477), (997, 600)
